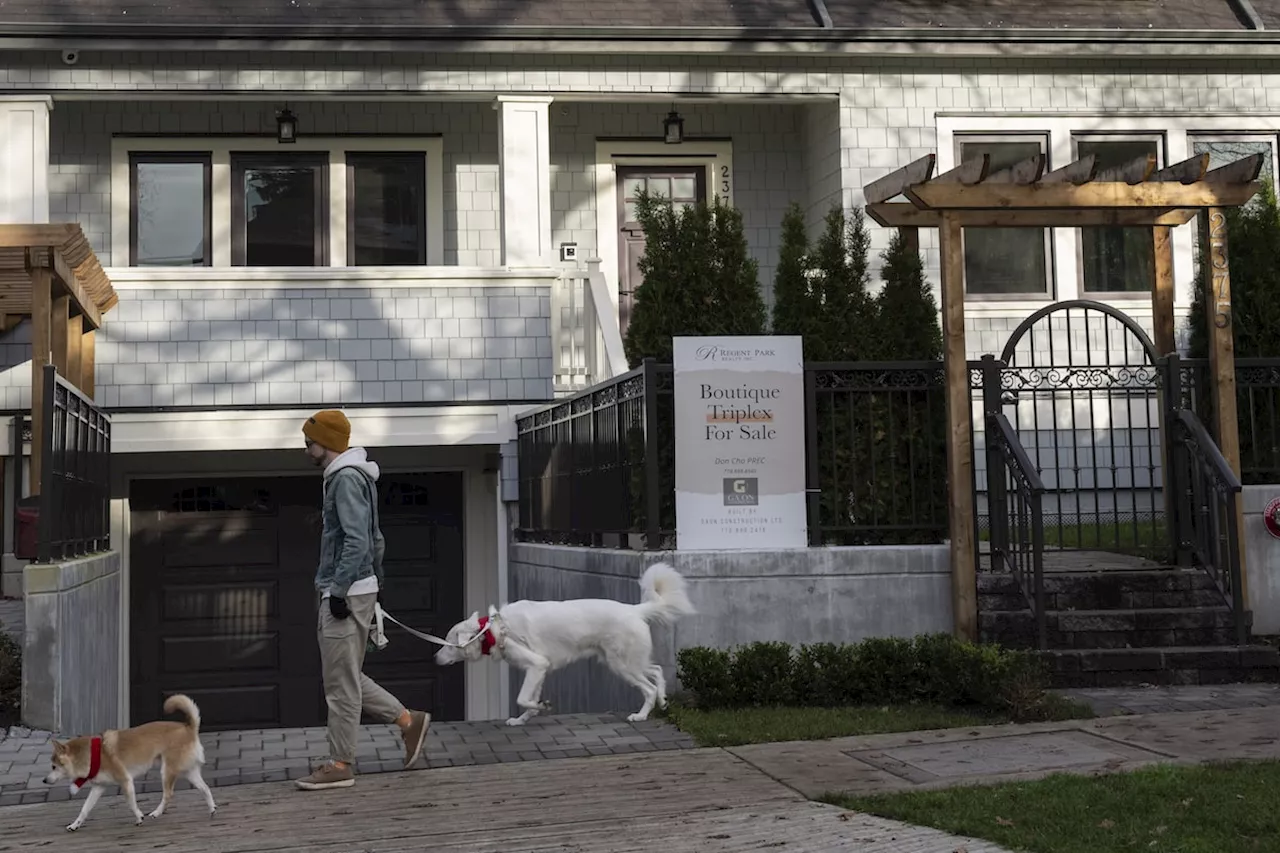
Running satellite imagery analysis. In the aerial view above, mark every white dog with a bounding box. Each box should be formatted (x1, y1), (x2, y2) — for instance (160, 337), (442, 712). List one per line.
(434, 562), (695, 726)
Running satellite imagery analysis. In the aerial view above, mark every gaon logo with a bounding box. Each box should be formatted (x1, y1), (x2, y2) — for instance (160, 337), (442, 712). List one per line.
(723, 477), (759, 506)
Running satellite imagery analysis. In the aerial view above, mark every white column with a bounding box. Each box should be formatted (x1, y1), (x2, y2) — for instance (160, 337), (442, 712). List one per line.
(0, 97), (52, 224)
(495, 96), (553, 267)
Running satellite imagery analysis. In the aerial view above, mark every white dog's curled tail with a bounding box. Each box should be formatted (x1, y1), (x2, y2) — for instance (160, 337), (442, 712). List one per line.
(163, 694), (202, 733)
(636, 562), (696, 626)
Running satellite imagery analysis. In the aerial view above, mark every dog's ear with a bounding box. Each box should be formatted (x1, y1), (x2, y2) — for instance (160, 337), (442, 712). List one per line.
(487, 604), (499, 619)
(52, 740), (66, 754)
(467, 610), (479, 624)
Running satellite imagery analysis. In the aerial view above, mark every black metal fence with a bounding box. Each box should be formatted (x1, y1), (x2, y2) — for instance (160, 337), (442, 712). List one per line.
(515, 360), (947, 550)
(1181, 357), (1280, 485)
(37, 365), (111, 562)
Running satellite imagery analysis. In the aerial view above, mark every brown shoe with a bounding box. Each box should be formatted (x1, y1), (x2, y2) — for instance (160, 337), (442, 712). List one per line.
(295, 761), (355, 791)
(401, 710), (431, 769)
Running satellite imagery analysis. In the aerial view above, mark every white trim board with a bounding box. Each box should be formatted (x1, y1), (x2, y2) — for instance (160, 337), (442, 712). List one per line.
(936, 114), (1280, 309)
(594, 139), (734, 314)
(110, 404), (530, 453)
(104, 265), (560, 290)
(110, 136), (446, 268)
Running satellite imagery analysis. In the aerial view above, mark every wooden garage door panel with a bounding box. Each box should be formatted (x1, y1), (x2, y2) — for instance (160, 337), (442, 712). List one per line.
(161, 633), (280, 673)
(165, 686), (281, 729)
(133, 472), (467, 730)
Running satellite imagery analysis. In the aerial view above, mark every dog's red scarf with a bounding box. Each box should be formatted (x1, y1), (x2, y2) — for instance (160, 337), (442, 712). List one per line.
(476, 617), (497, 656)
(70, 737), (102, 794)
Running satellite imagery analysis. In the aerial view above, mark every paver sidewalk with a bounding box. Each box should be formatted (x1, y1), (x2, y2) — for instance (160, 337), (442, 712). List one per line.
(731, 704), (1280, 798)
(0, 713), (696, 806)
(0, 748), (1015, 853)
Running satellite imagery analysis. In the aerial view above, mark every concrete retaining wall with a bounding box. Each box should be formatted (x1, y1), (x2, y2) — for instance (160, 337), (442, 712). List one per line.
(22, 551), (121, 735)
(1244, 485), (1280, 636)
(508, 543), (952, 717)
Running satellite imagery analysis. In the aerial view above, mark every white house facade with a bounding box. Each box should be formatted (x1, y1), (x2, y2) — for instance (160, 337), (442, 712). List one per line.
(1, 0), (1279, 726)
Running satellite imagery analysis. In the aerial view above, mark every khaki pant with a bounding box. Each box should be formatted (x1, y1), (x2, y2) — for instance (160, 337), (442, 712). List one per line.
(317, 592), (405, 764)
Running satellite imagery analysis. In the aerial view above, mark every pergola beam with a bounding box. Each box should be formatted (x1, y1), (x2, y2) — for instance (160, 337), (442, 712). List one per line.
(1041, 153), (1098, 185)
(864, 154), (936, 204)
(984, 153), (1045, 185)
(1150, 153), (1210, 185)
(865, 203), (1200, 229)
(1094, 153), (1157, 184)
(905, 181), (1261, 211)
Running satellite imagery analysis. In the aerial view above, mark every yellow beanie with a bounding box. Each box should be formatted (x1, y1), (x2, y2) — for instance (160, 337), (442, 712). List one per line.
(303, 410), (350, 453)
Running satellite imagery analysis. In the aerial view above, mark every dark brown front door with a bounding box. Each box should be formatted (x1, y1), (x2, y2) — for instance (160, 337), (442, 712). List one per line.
(130, 472), (466, 730)
(616, 166), (706, 337)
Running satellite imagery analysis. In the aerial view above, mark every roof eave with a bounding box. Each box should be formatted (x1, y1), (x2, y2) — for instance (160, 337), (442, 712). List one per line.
(2, 24), (1280, 55)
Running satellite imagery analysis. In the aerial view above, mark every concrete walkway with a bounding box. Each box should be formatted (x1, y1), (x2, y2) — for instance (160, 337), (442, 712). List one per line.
(0, 749), (1015, 853)
(1058, 682), (1280, 716)
(731, 704), (1280, 798)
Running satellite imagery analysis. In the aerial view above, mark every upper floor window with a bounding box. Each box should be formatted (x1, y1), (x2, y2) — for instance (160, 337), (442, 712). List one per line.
(1075, 136), (1162, 295)
(232, 153), (330, 267)
(955, 136), (1051, 298)
(114, 138), (442, 267)
(347, 152), (427, 266)
(129, 153), (211, 267)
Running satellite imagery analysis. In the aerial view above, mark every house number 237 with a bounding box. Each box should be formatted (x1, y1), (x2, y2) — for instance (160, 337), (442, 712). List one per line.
(718, 165), (731, 202)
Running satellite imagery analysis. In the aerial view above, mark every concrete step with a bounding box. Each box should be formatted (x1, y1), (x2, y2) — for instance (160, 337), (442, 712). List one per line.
(1043, 644), (1280, 688)
(978, 569), (1227, 613)
(981, 606), (1251, 650)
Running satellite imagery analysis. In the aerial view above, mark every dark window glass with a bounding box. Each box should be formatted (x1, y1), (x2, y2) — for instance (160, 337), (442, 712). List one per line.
(129, 154), (211, 267)
(1078, 139), (1159, 293)
(232, 154), (328, 266)
(958, 140), (1049, 296)
(347, 153), (427, 265)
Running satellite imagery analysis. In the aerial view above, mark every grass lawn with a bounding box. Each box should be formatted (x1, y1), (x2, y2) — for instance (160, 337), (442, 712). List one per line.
(827, 760), (1280, 853)
(662, 698), (1093, 747)
(979, 517), (1168, 559)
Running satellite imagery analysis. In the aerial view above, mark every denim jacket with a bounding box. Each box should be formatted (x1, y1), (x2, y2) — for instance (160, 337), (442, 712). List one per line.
(315, 447), (386, 599)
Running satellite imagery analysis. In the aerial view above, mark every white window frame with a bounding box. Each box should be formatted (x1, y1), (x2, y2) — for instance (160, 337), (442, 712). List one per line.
(936, 114), (1280, 316)
(1070, 132), (1167, 301)
(594, 139), (734, 315)
(111, 136), (445, 269)
(953, 133), (1054, 302)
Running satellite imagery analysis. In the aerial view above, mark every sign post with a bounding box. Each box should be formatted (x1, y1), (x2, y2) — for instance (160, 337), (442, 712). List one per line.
(673, 335), (807, 551)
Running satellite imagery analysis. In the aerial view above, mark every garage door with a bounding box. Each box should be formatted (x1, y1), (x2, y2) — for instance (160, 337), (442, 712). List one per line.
(129, 473), (466, 730)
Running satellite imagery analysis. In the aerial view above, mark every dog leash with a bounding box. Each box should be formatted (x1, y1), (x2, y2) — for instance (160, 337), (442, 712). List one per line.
(375, 603), (494, 649)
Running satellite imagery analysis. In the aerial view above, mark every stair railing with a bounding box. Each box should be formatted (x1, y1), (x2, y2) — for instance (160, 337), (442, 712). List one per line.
(986, 411), (1048, 650)
(1169, 407), (1247, 645)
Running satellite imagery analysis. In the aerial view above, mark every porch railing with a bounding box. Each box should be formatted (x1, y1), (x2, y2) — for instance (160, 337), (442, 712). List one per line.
(551, 260), (628, 394)
(1168, 407), (1247, 645)
(516, 359), (668, 549)
(37, 365), (111, 563)
(516, 360), (948, 550)
(985, 411), (1047, 649)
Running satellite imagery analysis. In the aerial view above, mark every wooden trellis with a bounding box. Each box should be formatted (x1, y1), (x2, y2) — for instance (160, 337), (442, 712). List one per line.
(0, 224), (117, 496)
(862, 150), (1263, 642)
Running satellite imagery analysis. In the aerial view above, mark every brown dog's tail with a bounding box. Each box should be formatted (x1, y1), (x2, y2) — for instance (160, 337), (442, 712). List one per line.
(163, 694), (201, 732)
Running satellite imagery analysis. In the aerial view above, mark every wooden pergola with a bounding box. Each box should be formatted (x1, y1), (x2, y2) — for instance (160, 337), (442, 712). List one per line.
(0, 224), (117, 495)
(863, 150), (1263, 642)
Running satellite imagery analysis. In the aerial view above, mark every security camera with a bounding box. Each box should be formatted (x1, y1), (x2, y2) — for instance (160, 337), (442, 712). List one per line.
(61, 50), (79, 66)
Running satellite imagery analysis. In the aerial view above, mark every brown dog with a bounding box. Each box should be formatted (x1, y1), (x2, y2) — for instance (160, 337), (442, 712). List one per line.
(44, 694), (216, 832)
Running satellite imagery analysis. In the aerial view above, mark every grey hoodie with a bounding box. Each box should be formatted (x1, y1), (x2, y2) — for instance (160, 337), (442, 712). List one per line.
(315, 447), (386, 599)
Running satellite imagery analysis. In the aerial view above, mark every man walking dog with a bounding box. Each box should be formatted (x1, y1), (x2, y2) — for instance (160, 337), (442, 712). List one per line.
(297, 410), (430, 791)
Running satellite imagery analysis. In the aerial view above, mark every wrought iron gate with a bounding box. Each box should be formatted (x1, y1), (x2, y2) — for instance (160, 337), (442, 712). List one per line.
(979, 300), (1174, 558)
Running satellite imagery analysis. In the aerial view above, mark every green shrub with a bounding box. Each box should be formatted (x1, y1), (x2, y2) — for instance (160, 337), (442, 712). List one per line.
(676, 634), (1059, 722)
(729, 641), (795, 707)
(675, 647), (734, 709)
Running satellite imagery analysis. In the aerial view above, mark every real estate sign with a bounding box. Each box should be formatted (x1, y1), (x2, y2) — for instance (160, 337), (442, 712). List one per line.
(673, 335), (807, 551)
